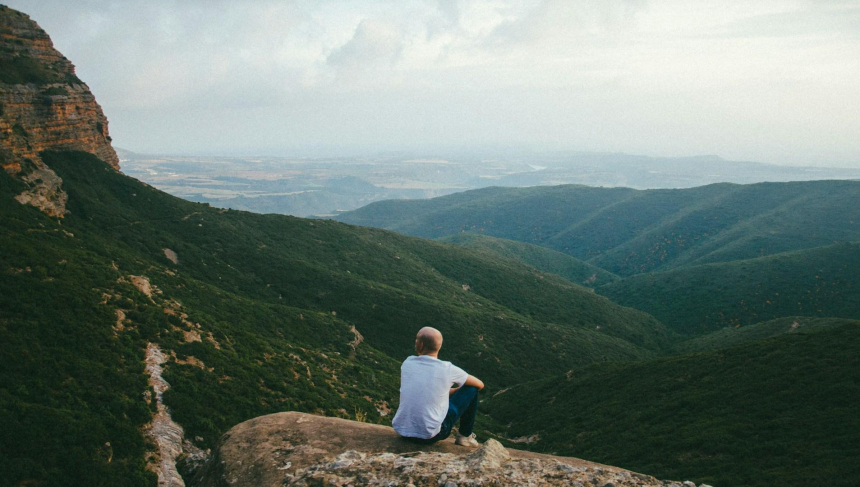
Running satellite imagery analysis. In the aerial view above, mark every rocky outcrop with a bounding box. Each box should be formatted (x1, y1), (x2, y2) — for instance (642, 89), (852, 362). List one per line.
(192, 412), (701, 487)
(0, 5), (119, 216)
(145, 343), (188, 487)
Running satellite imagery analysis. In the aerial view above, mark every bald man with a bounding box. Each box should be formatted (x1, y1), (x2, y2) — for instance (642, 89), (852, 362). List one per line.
(392, 327), (485, 446)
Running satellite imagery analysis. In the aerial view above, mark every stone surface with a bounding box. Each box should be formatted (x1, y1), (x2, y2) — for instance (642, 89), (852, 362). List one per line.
(145, 343), (187, 487)
(0, 5), (119, 216)
(191, 412), (685, 487)
(464, 438), (509, 471)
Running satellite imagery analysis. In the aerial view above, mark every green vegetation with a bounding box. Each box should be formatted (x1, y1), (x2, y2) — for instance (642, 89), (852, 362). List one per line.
(12, 123), (27, 138)
(334, 181), (860, 276)
(599, 243), (860, 335)
(438, 233), (619, 288)
(0, 55), (61, 85)
(675, 316), (860, 353)
(334, 184), (637, 246)
(483, 322), (860, 487)
(42, 86), (67, 96)
(6, 5), (858, 486)
(0, 151), (668, 486)
(338, 179), (860, 486)
(3, 152), (858, 486)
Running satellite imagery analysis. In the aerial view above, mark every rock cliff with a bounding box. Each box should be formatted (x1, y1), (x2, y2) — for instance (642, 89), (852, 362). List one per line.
(0, 5), (118, 216)
(192, 412), (705, 487)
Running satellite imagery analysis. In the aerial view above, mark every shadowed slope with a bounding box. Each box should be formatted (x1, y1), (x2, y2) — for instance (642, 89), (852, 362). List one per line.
(483, 322), (860, 487)
(439, 233), (619, 288)
(599, 243), (860, 335)
(674, 316), (860, 353)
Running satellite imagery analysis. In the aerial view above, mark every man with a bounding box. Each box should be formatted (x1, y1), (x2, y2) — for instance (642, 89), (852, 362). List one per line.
(392, 326), (484, 446)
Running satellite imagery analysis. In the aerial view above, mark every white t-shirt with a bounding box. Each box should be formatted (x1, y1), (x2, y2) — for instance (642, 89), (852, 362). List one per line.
(392, 355), (469, 439)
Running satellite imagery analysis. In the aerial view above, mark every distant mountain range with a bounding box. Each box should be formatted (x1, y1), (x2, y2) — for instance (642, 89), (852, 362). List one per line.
(117, 146), (860, 219)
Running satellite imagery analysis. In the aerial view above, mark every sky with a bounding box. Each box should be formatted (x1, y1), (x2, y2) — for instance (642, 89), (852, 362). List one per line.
(6, 0), (860, 167)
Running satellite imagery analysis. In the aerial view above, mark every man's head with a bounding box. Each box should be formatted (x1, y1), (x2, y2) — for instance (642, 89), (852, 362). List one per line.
(415, 326), (443, 356)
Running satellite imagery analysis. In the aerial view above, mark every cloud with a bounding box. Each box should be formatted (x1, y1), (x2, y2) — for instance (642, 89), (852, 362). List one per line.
(327, 19), (403, 68)
(4, 0), (860, 166)
(485, 0), (645, 46)
(708, 3), (860, 39)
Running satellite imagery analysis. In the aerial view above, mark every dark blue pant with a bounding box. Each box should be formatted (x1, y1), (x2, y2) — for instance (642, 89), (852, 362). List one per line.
(406, 386), (480, 444)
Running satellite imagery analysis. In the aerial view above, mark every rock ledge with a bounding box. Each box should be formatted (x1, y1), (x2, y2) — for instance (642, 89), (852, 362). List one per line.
(192, 412), (704, 487)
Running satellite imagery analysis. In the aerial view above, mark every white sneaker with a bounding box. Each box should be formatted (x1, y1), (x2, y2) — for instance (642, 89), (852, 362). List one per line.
(455, 433), (480, 447)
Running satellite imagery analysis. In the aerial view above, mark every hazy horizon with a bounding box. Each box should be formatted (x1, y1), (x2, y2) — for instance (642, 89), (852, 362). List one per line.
(7, 0), (860, 168)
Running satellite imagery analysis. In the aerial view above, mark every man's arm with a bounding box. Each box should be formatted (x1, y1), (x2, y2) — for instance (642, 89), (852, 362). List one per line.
(450, 374), (484, 395)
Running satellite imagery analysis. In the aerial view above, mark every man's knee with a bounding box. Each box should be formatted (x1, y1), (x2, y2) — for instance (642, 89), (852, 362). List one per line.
(455, 385), (479, 398)
(453, 385), (480, 406)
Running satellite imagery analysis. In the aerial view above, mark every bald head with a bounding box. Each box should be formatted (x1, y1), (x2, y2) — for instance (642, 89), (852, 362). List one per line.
(415, 327), (443, 355)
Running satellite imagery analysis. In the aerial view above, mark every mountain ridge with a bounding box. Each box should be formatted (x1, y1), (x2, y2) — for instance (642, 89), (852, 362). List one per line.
(333, 181), (860, 276)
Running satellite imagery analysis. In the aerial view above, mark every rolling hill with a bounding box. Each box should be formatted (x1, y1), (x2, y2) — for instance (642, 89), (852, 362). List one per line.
(598, 243), (860, 335)
(438, 233), (619, 288)
(482, 321), (860, 487)
(333, 181), (860, 276)
(674, 316), (860, 353)
(1, 150), (669, 486)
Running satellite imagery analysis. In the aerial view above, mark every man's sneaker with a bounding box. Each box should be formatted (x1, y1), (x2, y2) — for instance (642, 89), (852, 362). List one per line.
(455, 433), (480, 447)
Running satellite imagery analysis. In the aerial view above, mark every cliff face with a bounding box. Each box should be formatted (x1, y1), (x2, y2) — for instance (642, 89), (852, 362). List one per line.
(0, 5), (119, 216)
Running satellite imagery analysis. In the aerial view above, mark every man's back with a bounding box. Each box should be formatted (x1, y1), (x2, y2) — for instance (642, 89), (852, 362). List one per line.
(392, 355), (468, 439)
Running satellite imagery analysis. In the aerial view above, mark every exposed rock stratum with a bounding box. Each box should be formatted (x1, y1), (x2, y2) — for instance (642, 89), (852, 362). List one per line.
(192, 412), (700, 487)
(0, 5), (119, 216)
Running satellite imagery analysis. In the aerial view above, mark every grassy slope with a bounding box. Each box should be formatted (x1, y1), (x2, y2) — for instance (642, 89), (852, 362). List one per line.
(0, 151), (669, 486)
(333, 184), (639, 243)
(50, 151), (670, 366)
(0, 156), (402, 486)
(438, 233), (619, 288)
(333, 181), (860, 276)
(599, 243), (860, 335)
(482, 322), (860, 487)
(675, 316), (860, 353)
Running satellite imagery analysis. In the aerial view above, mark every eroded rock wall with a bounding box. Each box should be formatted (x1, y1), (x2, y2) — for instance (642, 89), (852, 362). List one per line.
(0, 5), (119, 216)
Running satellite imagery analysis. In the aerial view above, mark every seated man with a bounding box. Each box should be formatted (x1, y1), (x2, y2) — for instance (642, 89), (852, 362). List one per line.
(392, 326), (484, 446)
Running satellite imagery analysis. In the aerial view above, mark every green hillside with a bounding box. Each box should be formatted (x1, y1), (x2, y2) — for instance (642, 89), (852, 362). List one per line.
(333, 181), (860, 276)
(675, 316), (860, 353)
(482, 322), (860, 487)
(0, 151), (669, 486)
(334, 184), (638, 243)
(438, 233), (619, 288)
(599, 243), (860, 335)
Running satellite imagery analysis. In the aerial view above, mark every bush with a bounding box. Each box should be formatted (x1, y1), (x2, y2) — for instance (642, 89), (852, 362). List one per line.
(0, 56), (60, 85)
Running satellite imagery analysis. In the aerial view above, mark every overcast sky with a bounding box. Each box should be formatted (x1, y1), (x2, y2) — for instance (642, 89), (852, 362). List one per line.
(7, 0), (860, 166)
